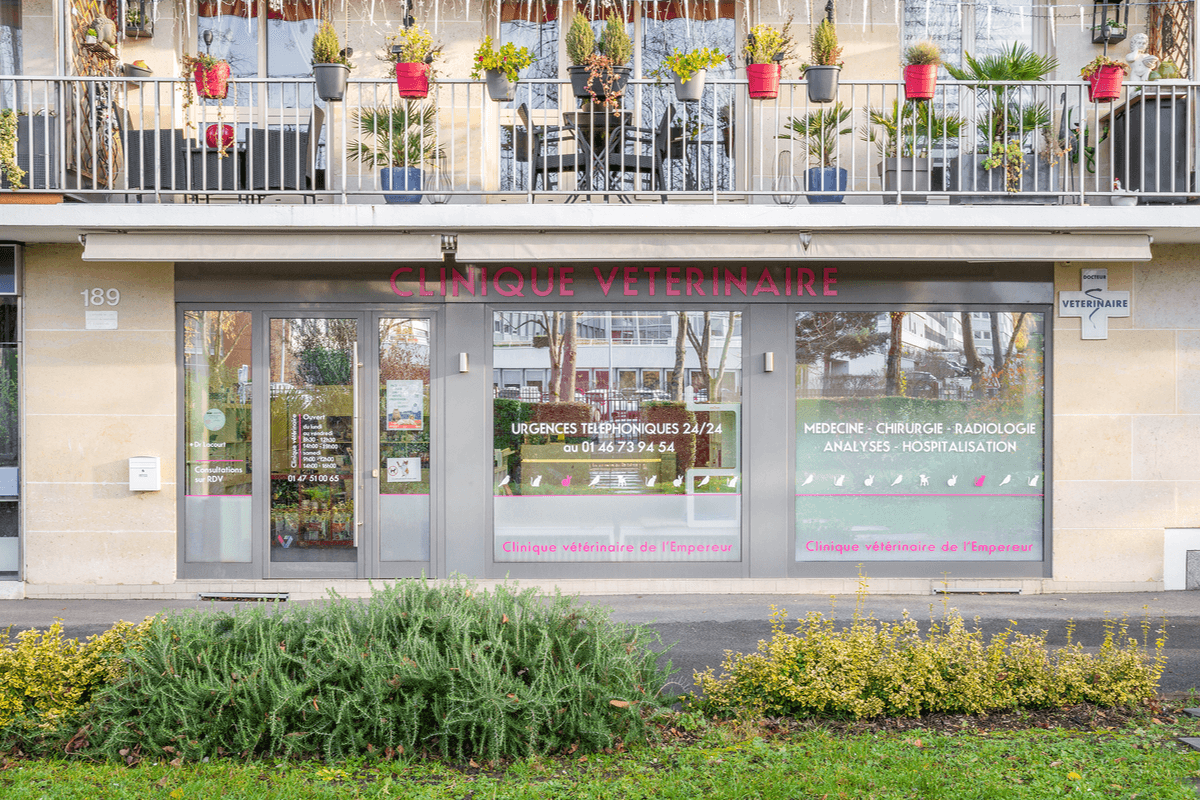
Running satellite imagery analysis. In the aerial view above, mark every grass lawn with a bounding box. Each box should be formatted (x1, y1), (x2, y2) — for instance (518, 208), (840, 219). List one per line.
(3, 703), (1198, 799)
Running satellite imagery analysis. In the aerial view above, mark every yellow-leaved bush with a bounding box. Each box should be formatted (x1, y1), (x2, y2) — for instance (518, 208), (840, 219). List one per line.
(0, 618), (157, 729)
(693, 605), (1166, 719)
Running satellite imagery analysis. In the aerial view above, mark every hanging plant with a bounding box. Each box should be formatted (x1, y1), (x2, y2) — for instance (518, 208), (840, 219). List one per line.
(0, 110), (25, 191)
(566, 13), (633, 110)
(180, 53), (233, 159)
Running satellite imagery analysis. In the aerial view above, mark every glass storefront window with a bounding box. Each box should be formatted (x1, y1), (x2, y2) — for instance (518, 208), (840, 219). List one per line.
(183, 310), (253, 562)
(795, 310), (1045, 562)
(493, 310), (741, 562)
(379, 318), (431, 562)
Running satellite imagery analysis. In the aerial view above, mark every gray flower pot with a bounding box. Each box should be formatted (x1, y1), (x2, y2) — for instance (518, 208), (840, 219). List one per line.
(568, 65), (631, 103)
(879, 157), (933, 204)
(672, 69), (707, 103)
(313, 63), (349, 102)
(804, 65), (841, 103)
(949, 153), (1063, 205)
(485, 69), (517, 102)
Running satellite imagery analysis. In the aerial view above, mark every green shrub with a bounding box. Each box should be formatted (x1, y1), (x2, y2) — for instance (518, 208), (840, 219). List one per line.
(694, 604), (1165, 719)
(90, 580), (672, 762)
(0, 619), (156, 730)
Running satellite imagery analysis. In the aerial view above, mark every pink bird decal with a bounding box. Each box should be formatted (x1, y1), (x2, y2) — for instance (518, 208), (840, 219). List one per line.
(561, 476), (571, 487)
(974, 475), (986, 487)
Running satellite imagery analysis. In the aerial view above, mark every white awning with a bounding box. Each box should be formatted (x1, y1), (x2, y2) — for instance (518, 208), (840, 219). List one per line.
(81, 233), (444, 262)
(455, 232), (1153, 262)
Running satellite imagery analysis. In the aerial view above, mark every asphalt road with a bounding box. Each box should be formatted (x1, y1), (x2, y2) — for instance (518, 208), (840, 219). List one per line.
(2, 591), (1198, 697)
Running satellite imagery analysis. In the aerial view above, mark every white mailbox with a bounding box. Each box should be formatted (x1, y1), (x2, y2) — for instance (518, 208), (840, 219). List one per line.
(129, 456), (161, 491)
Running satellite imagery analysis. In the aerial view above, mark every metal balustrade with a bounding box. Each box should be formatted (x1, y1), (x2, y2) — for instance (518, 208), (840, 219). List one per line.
(0, 74), (1194, 205)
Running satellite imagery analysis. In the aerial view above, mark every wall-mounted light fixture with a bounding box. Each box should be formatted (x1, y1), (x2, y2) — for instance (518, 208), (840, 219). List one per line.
(764, 352), (775, 372)
(459, 353), (469, 373)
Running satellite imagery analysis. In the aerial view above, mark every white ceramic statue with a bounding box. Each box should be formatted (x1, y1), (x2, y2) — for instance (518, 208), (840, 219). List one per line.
(1126, 33), (1160, 82)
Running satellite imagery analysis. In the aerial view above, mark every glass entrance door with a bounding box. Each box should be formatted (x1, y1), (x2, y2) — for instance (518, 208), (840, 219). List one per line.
(269, 316), (361, 575)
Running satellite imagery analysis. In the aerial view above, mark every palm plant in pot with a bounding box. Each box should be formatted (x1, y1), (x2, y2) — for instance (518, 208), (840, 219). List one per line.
(312, 20), (354, 102)
(386, 25), (441, 99)
(351, 102), (441, 204)
(743, 19), (793, 99)
(903, 40), (940, 100)
(803, 18), (842, 103)
(472, 36), (535, 102)
(861, 99), (963, 202)
(944, 43), (1059, 201)
(566, 12), (633, 109)
(780, 102), (851, 202)
(659, 47), (727, 103)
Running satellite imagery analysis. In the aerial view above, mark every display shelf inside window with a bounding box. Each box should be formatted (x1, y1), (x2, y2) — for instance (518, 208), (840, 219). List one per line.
(1092, 0), (1129, 45)
(125, 0), (154, 39)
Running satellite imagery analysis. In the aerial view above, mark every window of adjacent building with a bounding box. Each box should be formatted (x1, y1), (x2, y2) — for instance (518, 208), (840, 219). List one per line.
(197, 0), (318, 107)
(0, 0), (20, 108)
(493, 309), (742, 562)
(795, 310), (1045, 563)
(902, 0), (1036, 66)
(183, 310), (253, 563)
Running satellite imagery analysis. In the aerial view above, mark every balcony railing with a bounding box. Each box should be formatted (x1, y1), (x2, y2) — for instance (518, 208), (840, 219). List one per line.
(0, 74), (1195, 205)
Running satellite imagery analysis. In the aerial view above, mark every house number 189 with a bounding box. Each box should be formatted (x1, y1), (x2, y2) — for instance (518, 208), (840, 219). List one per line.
(81, 288), (120, 306)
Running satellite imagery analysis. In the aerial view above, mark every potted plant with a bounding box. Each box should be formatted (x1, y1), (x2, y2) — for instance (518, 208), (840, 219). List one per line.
(351, 101), (441, 204)
(566, 12), (632, 109)
(903, 40), (940, 101)
(84, 27), (98, 45)
(125, 2), (153, 39)
(944, 42), (1059, 203)
(471, 36), (535, 103)
(660, 47), (727, 103)
(1092, 19), (1127, 44)
(386, 25), (440, 99)
(780, 102), (851, 202)
(803, 18), (842, 103)
(1081, 54), (1128, 103)
(183, 52), (231, 100)
(312, 20), (353, 102)
(0, 110), (24, 191)
(861, 99), (962, 202)
(743, 20), (793, 99)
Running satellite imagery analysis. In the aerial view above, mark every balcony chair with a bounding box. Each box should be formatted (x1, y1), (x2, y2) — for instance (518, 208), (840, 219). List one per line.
(247, 105), (324, 200)
(610, 104), (674, 202)
(515, 103), (584, 194)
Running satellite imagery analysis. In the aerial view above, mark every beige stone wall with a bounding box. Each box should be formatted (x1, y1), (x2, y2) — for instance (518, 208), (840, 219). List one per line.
(1052, 245), (1200, 586)
(22, 246), (176, 586)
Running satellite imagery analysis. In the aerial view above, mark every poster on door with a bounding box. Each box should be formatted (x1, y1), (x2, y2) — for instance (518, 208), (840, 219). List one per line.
(386, 380), (423, 430)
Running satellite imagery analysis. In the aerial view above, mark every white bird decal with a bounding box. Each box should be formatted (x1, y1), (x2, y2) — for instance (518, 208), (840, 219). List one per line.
(863, 475), (875, 487)
(801, 474), (814, 486)
(1028, 475), (1039, 487)
(698, 476), (710, 487)
(947, 475), (958, 487)
(673, 476), (683, 487)
(646, 476), (657, 487)
(727, 476), (738, 488)
(588, 475), (601, 487)
(890, 475), (903, 486)
(616, 475), (628, 487)
(999, 475), (1012, 486)
(530, 475), (542, 487)
(498, 474), (510, 487)
(834, 475), (845, 487)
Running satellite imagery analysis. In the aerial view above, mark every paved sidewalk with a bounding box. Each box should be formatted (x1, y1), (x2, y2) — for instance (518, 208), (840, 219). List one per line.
(2, 590), (1198, 695)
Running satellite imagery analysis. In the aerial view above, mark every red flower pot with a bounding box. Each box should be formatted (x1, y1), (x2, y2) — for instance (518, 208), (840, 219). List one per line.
(903, 64), (937, 101)
(746, 63), (782, 100)
(205, 123), (235, 149)
(395, 62), (430, 98)
(194, 61), (230, 100)
(1087, 65), (1124, 102)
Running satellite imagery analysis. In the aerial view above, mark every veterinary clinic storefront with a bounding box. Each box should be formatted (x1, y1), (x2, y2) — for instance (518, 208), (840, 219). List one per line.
(170, 256), (1054, 586)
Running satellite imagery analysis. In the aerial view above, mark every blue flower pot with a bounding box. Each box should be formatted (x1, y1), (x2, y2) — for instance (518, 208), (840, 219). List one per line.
(381, 167), (423, 204)
(806, 167), (847, 204)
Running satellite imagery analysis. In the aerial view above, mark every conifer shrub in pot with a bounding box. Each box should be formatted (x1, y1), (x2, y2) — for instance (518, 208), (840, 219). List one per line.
(312, 20), (354, 102)
(566, 12), (633, 109)
(803, 18), (842, 103)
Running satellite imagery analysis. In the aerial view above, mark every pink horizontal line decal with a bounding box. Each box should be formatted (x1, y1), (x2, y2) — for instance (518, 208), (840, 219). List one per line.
(185, 494), (252, 498)
(379, 493), (432, 497)
(798, 493), (1044, 498)
(495, 493), (743, 498)
(196, 459), (244, 463)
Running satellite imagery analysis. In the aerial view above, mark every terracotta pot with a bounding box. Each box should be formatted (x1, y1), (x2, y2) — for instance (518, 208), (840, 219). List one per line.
(194, 61), (230, 100)
(205, 123), (235, 149)
(746, 63), (781, 99)
(903, 64), (937, 101)
(1087, 65), (1124, 103)
(395, 62), (430, 98)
